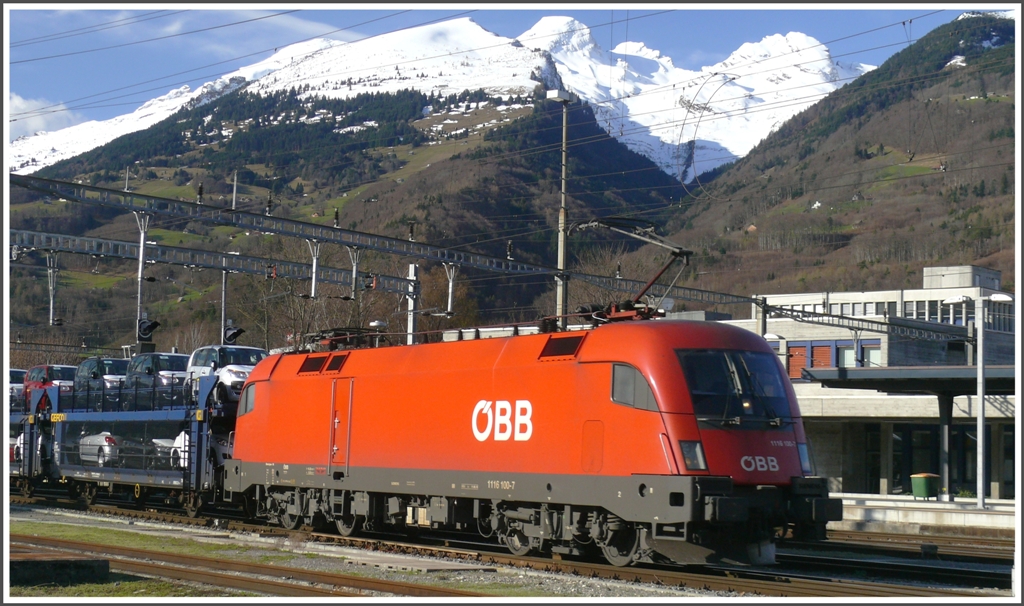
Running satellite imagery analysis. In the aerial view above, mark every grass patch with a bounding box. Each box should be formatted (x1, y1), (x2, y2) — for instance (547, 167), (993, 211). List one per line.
(136, 183), (198, 200)
(10, 521), (238, 558)
(10, 573), (259, 598)
(875, 164), (935, 181)
(146, 228), (210, 247)
(60, 270), (126, 290)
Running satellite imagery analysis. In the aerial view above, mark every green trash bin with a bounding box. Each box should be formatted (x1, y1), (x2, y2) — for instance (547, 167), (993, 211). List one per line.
(910, 473), (940, 500)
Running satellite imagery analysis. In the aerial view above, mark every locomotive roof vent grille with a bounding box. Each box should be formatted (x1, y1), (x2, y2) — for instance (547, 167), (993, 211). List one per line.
(539, 334), (586, 359)
(297, 355), (329, 374)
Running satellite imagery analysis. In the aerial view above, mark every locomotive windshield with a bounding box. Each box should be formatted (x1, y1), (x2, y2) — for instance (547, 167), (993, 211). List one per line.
(676, 349), (792, 426)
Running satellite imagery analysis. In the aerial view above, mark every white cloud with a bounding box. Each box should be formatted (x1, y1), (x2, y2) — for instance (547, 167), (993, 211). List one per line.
(8, 92), (88, 142)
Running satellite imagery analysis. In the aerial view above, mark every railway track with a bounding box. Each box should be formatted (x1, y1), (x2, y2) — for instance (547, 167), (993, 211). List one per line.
(768, 552), (1012, 589)
(9, 495), (1005, 598)
(819, 529), (1015, 562)
(10, 535), (486, 598)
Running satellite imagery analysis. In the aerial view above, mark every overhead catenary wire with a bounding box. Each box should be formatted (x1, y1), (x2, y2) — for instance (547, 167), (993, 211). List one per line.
(10, 10), (188, 47)
(11, 7), (946, 123)
(123, 40), (1006, 197)
(18, 12), (1007, 257)
(11, 10), (303, 65)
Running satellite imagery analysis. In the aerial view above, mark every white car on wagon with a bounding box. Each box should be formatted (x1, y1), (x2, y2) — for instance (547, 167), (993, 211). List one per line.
(186, 345), (268, 414)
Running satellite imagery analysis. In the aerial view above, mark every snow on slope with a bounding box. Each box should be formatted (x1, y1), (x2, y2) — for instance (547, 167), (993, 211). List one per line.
(10, 16), (872, 181)
(523, 17), (873, 182)
(8, 38), (339, 175)
(246, 18), (559, 105)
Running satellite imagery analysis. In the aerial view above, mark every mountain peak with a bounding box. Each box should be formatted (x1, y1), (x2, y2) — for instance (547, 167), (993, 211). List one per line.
(518, 16), (597, 54)
(10, 16), (873, 181)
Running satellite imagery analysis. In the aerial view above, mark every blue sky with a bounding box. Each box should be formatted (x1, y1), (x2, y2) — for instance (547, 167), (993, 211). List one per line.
(5, 4), (1013, 141)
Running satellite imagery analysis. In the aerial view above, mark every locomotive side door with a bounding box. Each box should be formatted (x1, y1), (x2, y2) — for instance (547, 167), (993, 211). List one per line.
(330, 378), (353, 476)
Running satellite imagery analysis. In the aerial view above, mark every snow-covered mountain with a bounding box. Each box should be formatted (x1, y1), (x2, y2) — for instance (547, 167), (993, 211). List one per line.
(9, 16), (874, 179)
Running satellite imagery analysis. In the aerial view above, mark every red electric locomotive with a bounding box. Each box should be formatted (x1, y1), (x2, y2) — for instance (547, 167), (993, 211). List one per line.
(223, 318), (842, 566)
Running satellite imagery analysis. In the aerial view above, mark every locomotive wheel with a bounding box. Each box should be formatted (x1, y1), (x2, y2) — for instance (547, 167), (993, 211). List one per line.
(504, 529), (531, 557)
(279, 510), (303, 531)
(83, 483), (99, 506)
(335, 513), (364, 537)
(600, 523), (640, 567)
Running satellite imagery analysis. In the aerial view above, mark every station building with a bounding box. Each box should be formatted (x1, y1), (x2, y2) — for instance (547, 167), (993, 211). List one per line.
(671, 265), (1017, 500)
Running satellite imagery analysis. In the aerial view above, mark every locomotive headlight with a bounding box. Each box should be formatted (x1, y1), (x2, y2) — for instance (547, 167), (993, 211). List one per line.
(679, 441), (707, 471)
(797, 443), (813, 475)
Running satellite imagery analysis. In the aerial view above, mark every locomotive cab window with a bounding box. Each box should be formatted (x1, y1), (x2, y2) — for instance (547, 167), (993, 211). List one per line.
(238, 384), (256, 416)
(676, 349), (792, 426)
(611, 364), (658, 411)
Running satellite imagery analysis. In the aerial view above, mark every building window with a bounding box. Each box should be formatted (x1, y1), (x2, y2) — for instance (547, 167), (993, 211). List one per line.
(916, 300), (927, 319)
(829, 303), (839, 315)
(863, 345), (882, 367)
(904, 301), (915, 318)
(928, 300), (938, 322)
(814, 304), (824, 313)
(841, 303), (852, 315)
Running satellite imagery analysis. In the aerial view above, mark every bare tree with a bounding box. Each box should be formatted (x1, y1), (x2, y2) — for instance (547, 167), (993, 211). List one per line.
(171, 322), (213, 355)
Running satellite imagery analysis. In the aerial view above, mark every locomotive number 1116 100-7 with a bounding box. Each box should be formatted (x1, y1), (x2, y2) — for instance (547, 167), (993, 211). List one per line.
(487, 479), (516, 490)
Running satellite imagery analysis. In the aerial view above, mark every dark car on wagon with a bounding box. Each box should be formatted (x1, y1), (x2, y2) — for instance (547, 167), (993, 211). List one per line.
(74, 356), (130, 411)
(123, 352), (189, 410)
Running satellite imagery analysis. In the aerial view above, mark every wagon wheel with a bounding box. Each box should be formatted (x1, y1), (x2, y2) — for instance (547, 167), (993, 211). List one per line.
(132, 485), (148, 510)
(18, 478), (34, 498)
(66, 481), (81, 501)
(335, 513), (364, 537)
(184, 493), (204, 518)
(82, 483), (99, 506)
(241, 493), (259, 521)
(504, 529), (532, 557)
(599, 523), (640, 567)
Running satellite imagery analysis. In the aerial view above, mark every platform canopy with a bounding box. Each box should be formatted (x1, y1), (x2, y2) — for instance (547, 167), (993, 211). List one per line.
(801, 365), (1016, 396)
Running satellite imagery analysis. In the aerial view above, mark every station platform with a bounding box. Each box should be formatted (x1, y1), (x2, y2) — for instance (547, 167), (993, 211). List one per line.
(830, 493), (1016, 539)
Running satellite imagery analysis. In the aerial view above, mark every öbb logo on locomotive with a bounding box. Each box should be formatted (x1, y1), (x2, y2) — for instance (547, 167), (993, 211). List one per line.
(472, 399), (533, 441)
(740, 455), (779, 471)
